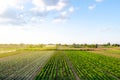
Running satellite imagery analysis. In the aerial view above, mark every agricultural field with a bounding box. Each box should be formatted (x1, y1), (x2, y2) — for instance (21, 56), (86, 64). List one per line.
(0, 46), (120, 80)
(35, 51), (120, 80)
(65, 51), (120, 80)
(0, 50), (54, 80)
(35, 51), (75, 80)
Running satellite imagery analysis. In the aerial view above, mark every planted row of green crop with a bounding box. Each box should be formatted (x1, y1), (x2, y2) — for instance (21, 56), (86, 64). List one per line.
(77, 51), (120, 78)
(35, 51), (75, 80)
(65, 51), (119, 80)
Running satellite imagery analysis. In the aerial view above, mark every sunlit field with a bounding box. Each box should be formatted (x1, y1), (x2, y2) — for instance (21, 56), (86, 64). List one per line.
(0, 0), (120, 80)
(0, 44), (120, 80)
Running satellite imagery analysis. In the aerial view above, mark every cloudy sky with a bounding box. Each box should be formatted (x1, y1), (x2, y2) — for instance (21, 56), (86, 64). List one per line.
(0, 0), (120, 44)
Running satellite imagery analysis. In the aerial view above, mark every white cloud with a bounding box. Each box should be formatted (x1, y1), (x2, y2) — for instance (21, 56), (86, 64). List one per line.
(0, 18), (11, 23)
(32, 0), (46, 12)
(32, 0), (45, 7)
(31, 7), (46, 12)
(95, 0), (103, 2)
(0, 0), (27, 14)
(53, 6), (75, 23)
(53, 11), (68, 23)
(46, 0), (67, 11)
(53, 18), (66, 23)
(30, 17), (45, 24)
(55, 0), (67, 11)
(0, 0), (74, 25)
(0, 7), (26, 25)
(32, 0), (67, 11)
(69, 6), (74, 12)
(0, 0), (14, 14)
(61, 11), (68, 17)
(16, 5), (24, 10)
(88, 4), (96, 10)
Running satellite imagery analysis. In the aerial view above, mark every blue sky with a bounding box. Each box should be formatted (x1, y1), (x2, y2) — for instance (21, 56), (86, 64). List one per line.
(0, 0), (120, 44)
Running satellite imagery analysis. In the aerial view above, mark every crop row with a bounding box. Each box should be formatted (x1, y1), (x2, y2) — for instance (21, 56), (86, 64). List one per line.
(35, 51), (75, 80)
(0, 51), (54, 80)
(65, 51), (120, 80)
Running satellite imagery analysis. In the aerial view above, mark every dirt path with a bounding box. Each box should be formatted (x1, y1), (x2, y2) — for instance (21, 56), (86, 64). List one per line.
(64, 52), (80, 80)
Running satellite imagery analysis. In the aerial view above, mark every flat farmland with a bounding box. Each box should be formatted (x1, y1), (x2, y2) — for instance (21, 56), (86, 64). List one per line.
(35, 51), (120, 80)
(0, 48), (120, 80)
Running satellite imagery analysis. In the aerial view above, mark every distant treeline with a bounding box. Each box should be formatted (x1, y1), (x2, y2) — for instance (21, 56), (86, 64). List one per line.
(0, 42), (120, 49)
(56, 42), (120, 48)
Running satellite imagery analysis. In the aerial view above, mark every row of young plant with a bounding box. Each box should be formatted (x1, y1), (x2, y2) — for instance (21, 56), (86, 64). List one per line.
(76, 51), (120, 78)
(35, 51), (75, 80)
(66, 51), (120, 80)
(0, 51), (54, 80)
